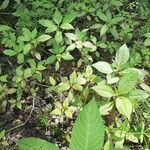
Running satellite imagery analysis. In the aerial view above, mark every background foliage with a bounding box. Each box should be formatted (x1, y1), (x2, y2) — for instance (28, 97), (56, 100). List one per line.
(0, 0), (150, 149)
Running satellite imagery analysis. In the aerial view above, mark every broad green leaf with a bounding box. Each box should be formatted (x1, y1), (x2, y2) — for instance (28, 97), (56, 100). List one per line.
(44, 55), (56, 65)
(31, 28), (37, 39)
(98, 42), (107, 48)
(92, 83), (114, 98)
(83, 41), (96, 51)
(37, 64), (46, 71)
(144, 39), (150, 46)
(60, 23), (74, 30)
(3, 49), (17, 56)
(111, 0), (123, 6)
(23, 44), (31, 55)
(70, 100), (105, 150)
(65, 108), (72, 118)
(37, 34), (51, 42)
(66, 43), (76, 51)
(63, 12), (77, 24)
(35, 52), (41, 60)
(28, 59), (36, 68)
(57, 82), (70, 93)
(49, 76), (56, 86)
(104, 139), (113, 150)
(22, 28), (31, 40)
(99, 101), (114, 115)
(55, 31), (62, 44)
(51, 42), (64, 54)
(72, 83), (83, 91)
(107, 77), (119, 84)
(116, 97), (132, 120)
(16, 67), (23, 76)
(0, 25), (12, 32)
(24, 68), (32, 78)
(7, 88), (16, 94)
(120, 68), (148, 80)
(92, 61), (113, 74)
(97, 11), (108, 22)
(35, 71), (42, 82)
(62, 52), (74, 60)
(126, 133), (138, 143)
(115, 44), (129, 67)
(18, 137), (57, 150)
(0, 75), (7, 82)
(110, 17), (124, 25)
(118, 72), (138, 95)
(17, 53), (24, 64)
(65, 33), (77, 41)
(90, 24), (101, 29)
(100, 24), (108, 36)
(38, 20), (57, 32)
(53, 9), (62, 25)
(70, 71), (77, 84)
(129, 89), (149, 101)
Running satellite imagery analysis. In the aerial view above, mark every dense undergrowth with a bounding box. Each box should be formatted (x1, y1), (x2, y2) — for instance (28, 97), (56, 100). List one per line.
(0, 0), (150, 150)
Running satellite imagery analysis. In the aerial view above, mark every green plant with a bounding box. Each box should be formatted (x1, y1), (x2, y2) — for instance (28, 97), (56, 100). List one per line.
(0, 1), (150, 149)
(18, 99), (105, 150)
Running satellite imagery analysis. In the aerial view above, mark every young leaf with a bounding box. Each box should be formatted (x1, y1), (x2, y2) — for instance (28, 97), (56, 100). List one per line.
(60, 23), (74, 30)
(70, 99), (105, 150)
(23, 44), (31, 55)
(53, 9), (62, 25)
(83, 41), (96, 51)
(3, 49), (17, 56)
(17, 53), (24, 64)
(116, 97), (132, 120)
(92, 61), (113, 74)
(38, 20), (57, 32)
(37, 34), (51, 42)
(118, 72), (138, 95)
(62, 52), (74, 60)
(100, 24), (108, 36)
(128, 89), (149, 101)
(18, 137), (57, 150)
(55, 31), (62, 43)
(63, 12), (77, 24)
(65, 33), (77, 41)
(99, 101), (114, 115)
(0, 25), (12, 32)
(24, 68), (32, 78)
(115, 44), (129, 67)
(97, 11), (108, 22)
(92, 83), (114, 98)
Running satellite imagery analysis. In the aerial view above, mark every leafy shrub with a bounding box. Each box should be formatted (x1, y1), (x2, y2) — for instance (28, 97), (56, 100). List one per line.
(18, 100), (105, 150)
(0, 0), (150, 149)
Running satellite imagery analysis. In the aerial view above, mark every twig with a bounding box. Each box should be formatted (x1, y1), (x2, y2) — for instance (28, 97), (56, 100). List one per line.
(6, 96), (35, 133)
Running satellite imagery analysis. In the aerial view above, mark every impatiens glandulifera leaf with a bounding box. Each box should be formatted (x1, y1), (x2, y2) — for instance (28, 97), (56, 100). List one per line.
(92, 83), (114, 98)
(70, 99), (105, 150)
(92, 61), (113, 74)
(118, 72), (138, 95)
(116, 97), (132, 120)
(115, 44), (129, 68)
(18, 137), (57, 150)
